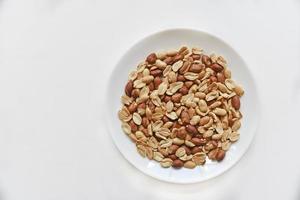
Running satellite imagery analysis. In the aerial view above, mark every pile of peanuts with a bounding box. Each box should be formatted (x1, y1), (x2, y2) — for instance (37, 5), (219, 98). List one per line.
(118, 46), (244, 169)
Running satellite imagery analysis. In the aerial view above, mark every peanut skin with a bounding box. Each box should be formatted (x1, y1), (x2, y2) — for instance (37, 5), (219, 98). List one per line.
(125, 80), (133, 96)
(172, 159), (184, 168)
(146, 53), (157, 64)
(232, 95), (241, 110)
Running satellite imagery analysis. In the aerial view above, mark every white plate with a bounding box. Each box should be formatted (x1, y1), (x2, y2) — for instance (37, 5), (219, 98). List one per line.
(105, 28), (260, 184)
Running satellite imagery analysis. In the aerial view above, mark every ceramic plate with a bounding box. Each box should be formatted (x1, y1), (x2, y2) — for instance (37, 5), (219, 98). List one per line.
(106, 28), (259, 183)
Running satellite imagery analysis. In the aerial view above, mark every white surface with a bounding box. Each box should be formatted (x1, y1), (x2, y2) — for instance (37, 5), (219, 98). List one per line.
(0, 0), (299, 199)
(108, 29), (259, 183)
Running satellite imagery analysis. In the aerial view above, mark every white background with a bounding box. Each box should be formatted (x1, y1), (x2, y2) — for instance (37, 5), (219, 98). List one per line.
(0, 0), (300, 200)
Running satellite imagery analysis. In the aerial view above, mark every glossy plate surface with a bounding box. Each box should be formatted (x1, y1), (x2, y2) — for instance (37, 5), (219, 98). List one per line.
(106, 28), (259, 183)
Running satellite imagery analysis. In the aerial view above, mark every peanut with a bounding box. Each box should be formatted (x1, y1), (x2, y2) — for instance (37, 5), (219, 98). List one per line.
(131, 89), (139, 98)
(184, 81), (193, 88)
(129, 120), (138, 133)
(171, 93), (182, 103)
(125, 80), (133, 97)
(177, 74), (186, 82)
(127, 102), (138, 113)
(169, 144), (179, 154)
(164, 57), (174, 65)
(191, 146), (202, 154)
(146, 53), (157, 64)
(184, 161), (196, 169)
(185, 125), (198, 135)
(191, 54), (201, 60)
(200, 116), (210, 126)
(189, 63), (203, 73)
(202, 55), (212, 66)
(172, 159), (184, 168)
(150, 69), (162, 77)
(210, 63), (223, 72)
(153, 76), (162, 89)
(179, 61), (190, 74)
(168, 154), (177, 161)
(231, 95), (240, 110)
(216, 149), (225, 161)
(179, 85), (188, 95)
(217, 73), (225, 83)
(176, 128), (187, 140)
(181, 111), (190, 124)
(210, 76), (217, 83)
(191, 137), (203, 146)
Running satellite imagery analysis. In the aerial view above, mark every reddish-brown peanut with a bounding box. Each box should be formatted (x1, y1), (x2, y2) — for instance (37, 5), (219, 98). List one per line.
(173, 54), (183, 62)
(191, 137), (203, 146)
(210, 63), (223, 72)
(172, 159), (184, 168)
(172, 93), (182, 103)
(146, 53), (157, 64)
(168, 154), (177, 161)
(181, 111), (190, 124)
(183, 145), (192, 155)
(177, 75), (186, 82)
(177, 128), (187, 140)
(202, 55), (212, 66)
(169, 145), (179, 154)
(150, 69), (162, 77)
(127, 102), (138, 113)
(185, 125), (198, 135)
(125, 80), (133, 96)
(129, 120), (138, 132)
(153, 76), (162, 89)
(231, 95), (240, 110)
(216, 149), (225, 161)
(189, 63), (203, 73)
(164, 57), (174, 65)
(131, 89), (139, 98)
(217, 73), (225, 83)
(191, 146), (202, 154)
(210, 76), (217, 83)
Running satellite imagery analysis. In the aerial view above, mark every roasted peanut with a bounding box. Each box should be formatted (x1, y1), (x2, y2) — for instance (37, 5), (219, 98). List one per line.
(125, 80), (133, 97)
(189, 63), (203, 73)
(172, 159), (184, 168)
(191, 146), (202, 154)
(210, 63), (223, 72)
(216, 149), (225, 161)
(231, 95), (240, 110)
(191, 137), (203, 146)
(146, 53), (157, 64)
(171, 93), (182, 103)
(202, 55), (212, 66)
(217, 73), (225, 83)
(185, 125), (198, 135)
(150, 69), (162, 77)
(176, 128), (187, 140)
